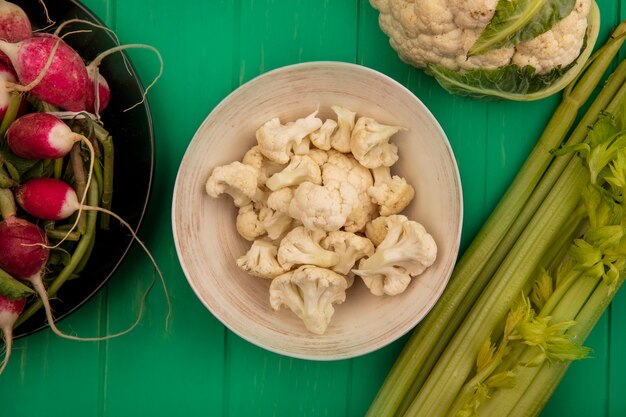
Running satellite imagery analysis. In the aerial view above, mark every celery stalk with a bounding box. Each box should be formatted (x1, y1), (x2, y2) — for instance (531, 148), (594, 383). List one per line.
(506, 277), (622, 417)
(366, 23), (626, 417)
(403, 157), (588, 417)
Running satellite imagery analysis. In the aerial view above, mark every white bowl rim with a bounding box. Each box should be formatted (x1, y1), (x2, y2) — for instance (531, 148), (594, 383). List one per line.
(172, 60), (464, 360)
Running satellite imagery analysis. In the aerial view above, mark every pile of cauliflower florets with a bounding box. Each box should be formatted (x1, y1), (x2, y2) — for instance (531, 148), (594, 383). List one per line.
(205, 106), (438, 335)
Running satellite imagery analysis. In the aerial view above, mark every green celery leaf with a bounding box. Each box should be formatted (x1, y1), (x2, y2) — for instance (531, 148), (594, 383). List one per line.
(470, 0), (576, 56)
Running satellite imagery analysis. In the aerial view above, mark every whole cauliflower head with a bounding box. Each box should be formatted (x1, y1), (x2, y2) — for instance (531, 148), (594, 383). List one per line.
(256, 110), (322, 164)
(205, 161), (260, 207)
(370, 0), (597, 100)
(277, 226), (340, 269)
(354, 215), (437, 296)
(289, 181), (359, 232)
(269, 265), (348, 335)
(236, 240), (286, 279)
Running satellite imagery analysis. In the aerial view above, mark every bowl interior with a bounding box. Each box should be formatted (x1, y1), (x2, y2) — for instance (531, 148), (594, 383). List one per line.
(173, 62), (462, 360)
(14, 0), (154, 337)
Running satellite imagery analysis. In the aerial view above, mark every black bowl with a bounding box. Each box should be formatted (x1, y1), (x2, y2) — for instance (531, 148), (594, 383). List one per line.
(12, 0), (155, 337)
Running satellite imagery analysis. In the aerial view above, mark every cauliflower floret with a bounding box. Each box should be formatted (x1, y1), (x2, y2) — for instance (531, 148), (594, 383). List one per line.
(354, 215), (437, 296)
(307, 148), (330, 166)
(365, 214), (409, 246)
(236, 240), (286, 279)
(309, 119), (338, 151)
(329, 106), (357, 153)
(289, 181), (358, 232)
(322, 150), (377, 232)
(371, 0), (591, 75)
(350, 117), (404, 169)
(512, 0), (591, 74)
(321, 231), (375, 275)
(236, 203), (266, 241)
(293, 137), (312, 155)
(256, 110), (322, 164)
(269, 265), (348, 334)
(206, 161), (261, 207)
(277, 226), (340, 269)
(265, 155), (322, 191)
(242, 145), (286, 186)
(259, 206), (293, 241)
(267, 187), (294, 213)
(368, 166), (415, 216)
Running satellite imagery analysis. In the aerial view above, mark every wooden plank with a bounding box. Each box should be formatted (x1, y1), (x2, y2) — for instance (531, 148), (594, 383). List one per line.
(236, 0), (358, 85)
(0, 294), (106, 417)
(97, 1), (235, 415)
(227, 2), (358, 416)
(226, 336), (351, 417)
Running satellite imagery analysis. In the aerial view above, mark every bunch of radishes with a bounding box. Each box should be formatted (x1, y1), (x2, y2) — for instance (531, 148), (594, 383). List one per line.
(0, 0), (166, 374)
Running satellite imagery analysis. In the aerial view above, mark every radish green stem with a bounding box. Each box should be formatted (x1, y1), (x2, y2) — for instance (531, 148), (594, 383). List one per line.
(73, 229), (96, 275)
(0, 169), (15, 188)
(93, 123), (114, 229)
(0, 189), (16, 219)
(0, 93), (22, 137)
(45, 229), (81, 241)
(70, 144), (87, 235)
(53, 158), (63, 179)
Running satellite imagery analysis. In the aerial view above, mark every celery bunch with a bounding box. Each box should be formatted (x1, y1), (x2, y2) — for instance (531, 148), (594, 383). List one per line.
(366, 21), (626, 417)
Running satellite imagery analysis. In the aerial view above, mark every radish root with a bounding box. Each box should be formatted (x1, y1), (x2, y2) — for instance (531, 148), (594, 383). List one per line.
(0, 326), (13, 374)
(83, 205), (172, 329)
(26, 269), (155, 341)
(88, 44), (163, 112)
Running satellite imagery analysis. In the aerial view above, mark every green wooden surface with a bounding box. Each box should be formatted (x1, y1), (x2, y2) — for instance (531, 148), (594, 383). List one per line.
(1, 1), (625, 416)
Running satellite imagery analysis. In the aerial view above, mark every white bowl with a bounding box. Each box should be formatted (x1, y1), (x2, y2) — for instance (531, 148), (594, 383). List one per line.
(172, 62), (463, 360)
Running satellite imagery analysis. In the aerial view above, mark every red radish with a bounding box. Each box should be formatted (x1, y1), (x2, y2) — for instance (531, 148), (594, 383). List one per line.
(0, 294), (25, 374)
(15, 178), (172, 328)
(15, 177), (77, 220)
(0, 1), (31, 43)
(6, 112), (96, 248)
(0, 216), (49, 278)
(85, 67), (110, 113)
(0, 33), (88, 111)
(0, 214), (63, 341)
(6, 112), (92, 160)
(0, 60), (19, 119)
